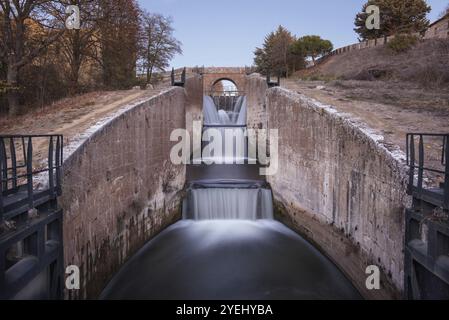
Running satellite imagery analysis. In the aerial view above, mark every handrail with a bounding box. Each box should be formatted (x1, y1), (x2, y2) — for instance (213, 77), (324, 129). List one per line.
(0, 135), (63, 220)
(406, 133), (449, 209)
(203, 124), (247, 128)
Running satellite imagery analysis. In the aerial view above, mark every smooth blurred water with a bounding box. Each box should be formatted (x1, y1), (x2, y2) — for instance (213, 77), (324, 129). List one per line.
(100, 220), (361, 300)
(203, 95), (247, 126)
(100, 94), (361, 300)
(186, 188), (273, 220)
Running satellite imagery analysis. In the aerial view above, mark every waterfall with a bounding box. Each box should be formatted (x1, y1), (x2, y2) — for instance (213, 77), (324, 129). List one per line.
(203, 95), (247, 126)
(202, 95), (248, 163)
(184, 187), (273, 220)
(187, 94), (273, 221)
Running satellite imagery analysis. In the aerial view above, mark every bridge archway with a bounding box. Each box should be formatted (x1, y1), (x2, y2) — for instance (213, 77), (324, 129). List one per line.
(211, 78), (238, 94)
(202, 67), (247, 95)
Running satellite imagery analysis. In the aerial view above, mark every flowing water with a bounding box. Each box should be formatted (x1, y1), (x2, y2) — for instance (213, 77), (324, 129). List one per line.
(100, 95), (361, 300)
(101, 220), (361, 300)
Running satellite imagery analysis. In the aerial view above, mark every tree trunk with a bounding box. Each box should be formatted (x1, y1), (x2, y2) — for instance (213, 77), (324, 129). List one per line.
(69, 30), (82, 95)
(7, 62), (20, 116)
(148, 67), (153, 84)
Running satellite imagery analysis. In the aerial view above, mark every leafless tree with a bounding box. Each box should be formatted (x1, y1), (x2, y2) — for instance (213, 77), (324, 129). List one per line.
(48, 0), (102, 94)
(138, 11), (182, 84)
(0, 0), (65, 115)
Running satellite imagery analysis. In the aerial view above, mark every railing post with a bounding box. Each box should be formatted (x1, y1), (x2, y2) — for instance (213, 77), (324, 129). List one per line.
(48, 136), (54, 197)
(444, 135), (449, 209)
(408, 134), (415, 194)
(0, 143), (3, 224)
(417, 135), (424, 192)
(26, 136), (34, 210)
(56, 136), (62, 196)
(9, 138), (17, 190)
(181, 67), (186, 84)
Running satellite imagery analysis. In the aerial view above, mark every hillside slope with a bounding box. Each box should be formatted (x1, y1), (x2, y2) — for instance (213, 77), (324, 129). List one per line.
(298, 39), (449, 88)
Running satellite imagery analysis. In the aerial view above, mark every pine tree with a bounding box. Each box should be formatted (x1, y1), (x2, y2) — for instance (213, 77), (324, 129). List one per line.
(354, 0), (431, 40)
(292, 36), (333, 65)
(253, 26), (304, 77)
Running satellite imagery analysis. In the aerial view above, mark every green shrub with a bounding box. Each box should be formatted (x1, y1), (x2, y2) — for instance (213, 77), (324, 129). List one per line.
(388, 34), (419, 53)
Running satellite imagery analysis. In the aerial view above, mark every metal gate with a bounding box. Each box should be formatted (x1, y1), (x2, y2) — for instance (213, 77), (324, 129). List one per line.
(0, 135), (63, 300)
(405, 133), (449, 299)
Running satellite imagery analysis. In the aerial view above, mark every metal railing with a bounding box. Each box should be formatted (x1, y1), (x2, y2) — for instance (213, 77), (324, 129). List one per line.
(0, 134), (64, 299)
(171, 67), (186, 87)
(207, 92), (245, 113)
(0, 135), (63, 222)
(406, 133), (449, 209)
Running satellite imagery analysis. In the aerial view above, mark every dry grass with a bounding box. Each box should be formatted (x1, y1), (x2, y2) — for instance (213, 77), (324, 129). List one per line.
(296, 39), (449, 88)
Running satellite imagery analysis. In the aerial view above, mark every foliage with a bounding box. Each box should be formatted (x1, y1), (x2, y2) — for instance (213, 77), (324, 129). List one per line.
(253, 26), (304, 77)
(138, 11), (182, 85)
(440, 4), (449, 18)
(387, 33), (419, 53)
(354, 0), (431, 40)
(98, 0), (140, 90)
(0, 0), (182, 115)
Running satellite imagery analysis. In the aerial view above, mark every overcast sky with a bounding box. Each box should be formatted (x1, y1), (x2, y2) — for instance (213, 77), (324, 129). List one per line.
(138, 0), (447, 68)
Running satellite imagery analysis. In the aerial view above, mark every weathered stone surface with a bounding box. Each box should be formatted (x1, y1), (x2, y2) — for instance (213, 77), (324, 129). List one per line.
(264, 87), (409, 299)
(202, 67), (247, 93)
(246, 74), (269, 130)
(61, 88), (186, 299)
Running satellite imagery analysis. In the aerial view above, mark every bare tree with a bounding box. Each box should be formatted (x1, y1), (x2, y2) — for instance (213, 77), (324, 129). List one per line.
(48, 0), (102, 94)
(139, 11), (182, 84)
(0, 0), (65, 115)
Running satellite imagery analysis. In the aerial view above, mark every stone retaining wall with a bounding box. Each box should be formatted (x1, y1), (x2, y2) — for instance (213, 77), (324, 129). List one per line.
(61, 87), (186, 299)
(266, 87), (409, 299)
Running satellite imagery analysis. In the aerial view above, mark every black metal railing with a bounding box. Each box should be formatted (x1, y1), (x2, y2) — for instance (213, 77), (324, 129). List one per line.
(0, 135), (63, 222)
(266, 72), (280, 88)
(406, 133), (449, 210)
(0, 134), (64, 299)
(171, 67), (186, 87)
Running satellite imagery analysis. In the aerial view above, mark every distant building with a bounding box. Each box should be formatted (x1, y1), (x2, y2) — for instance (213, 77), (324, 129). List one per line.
(425, 14), (449, 39)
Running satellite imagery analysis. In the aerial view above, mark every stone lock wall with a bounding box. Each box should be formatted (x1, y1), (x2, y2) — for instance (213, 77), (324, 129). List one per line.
(246, 74), (269, 130)
(265, 87), (409, 299)
(61, 88), (186, 299)
(425, 16), (449, 40)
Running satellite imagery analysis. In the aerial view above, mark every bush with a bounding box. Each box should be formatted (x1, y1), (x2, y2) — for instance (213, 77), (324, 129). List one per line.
(388, 34), (419, 53)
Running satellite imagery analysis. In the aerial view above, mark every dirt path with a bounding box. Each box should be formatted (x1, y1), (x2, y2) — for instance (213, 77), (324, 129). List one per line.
(0, 87), (167, 172)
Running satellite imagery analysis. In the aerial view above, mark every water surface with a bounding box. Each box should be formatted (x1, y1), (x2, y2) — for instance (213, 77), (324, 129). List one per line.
(101, 220), (361, 300)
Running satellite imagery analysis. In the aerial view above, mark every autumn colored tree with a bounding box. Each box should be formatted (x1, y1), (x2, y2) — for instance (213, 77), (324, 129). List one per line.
(354, 0), (431, 40)
(0, 0), (65, 115)
(138, 11), (182, 85)
(48, 0), (103, 94)
(97, 0), (140, 89)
